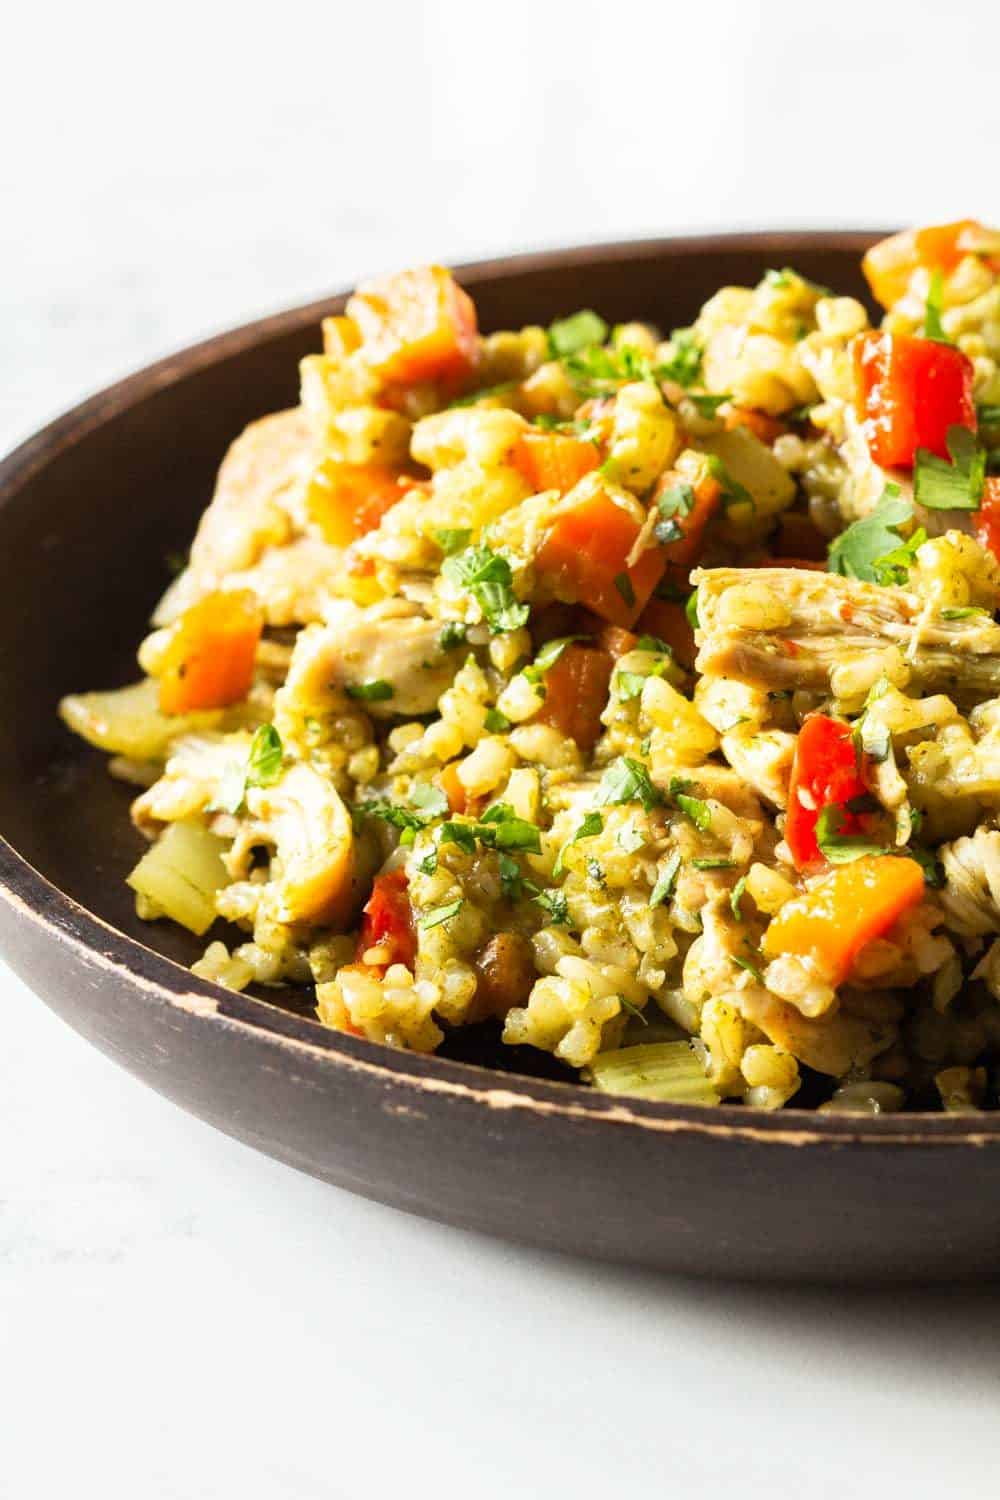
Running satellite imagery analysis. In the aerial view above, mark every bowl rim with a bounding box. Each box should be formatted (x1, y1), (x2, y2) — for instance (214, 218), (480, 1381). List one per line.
(5, 226), (998, 1147)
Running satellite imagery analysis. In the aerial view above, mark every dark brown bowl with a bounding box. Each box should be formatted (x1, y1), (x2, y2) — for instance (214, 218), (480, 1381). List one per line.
(4, 231), (999, 1284)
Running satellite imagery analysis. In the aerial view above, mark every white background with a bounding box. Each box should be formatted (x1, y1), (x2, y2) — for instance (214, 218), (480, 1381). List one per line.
(4, 2), (1000, 1495)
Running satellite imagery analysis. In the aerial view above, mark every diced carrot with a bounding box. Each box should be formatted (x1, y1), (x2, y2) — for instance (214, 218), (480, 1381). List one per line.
(534, 486), (664, 627)
(761, 856), (925, 985)
(596, 623), (638, 659)
(854, 330), (975, 468)
(636, 596), (695, 668)
(348, 266), (479, 387)
(306, 461), (420, 546)
(863, 221), (993, 309)
(437, 761), (470, 816)
(356, 870), (417, 970)
(158, 590), (262, 715)
(514, 431), (601, 493)
(535, 643), (613, 751)
(724, 406), (787, 444)
(974, 477), (1000, 561)
(653, 470), (723, 570)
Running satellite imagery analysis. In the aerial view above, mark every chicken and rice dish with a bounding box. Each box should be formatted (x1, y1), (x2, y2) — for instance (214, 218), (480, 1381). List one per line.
(62, 223), (1000, 1112)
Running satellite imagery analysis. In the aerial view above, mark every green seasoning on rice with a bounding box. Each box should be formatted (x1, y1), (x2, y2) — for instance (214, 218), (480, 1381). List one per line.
(59, 222), (1000, 1110)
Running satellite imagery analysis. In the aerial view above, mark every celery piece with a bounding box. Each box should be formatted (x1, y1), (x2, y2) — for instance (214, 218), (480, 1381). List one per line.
(127, 820), (229, 935)
(588, 1041), (721, 1105)
(59, 678), (227, 762)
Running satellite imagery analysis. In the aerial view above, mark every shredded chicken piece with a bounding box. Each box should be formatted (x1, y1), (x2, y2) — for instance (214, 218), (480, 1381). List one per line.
(939, 828), (1000, 936)
(153, 409), (318, 625)
(694, 567), (1000, 703)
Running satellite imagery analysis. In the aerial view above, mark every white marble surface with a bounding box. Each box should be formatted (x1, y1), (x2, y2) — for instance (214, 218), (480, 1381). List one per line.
(5, 2), (1000, 1494)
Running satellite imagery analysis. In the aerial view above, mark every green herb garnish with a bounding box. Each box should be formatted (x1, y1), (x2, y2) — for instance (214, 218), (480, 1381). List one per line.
(923, 269), (953, 344)
(345, 679), (394, 703)
(442, 544), (530, 634)
(650, 850), (682, 907)
(552, 811), (603, 879)
(814, 804), (886, 864)
(420, 898), (464, 930)
(730, 873), (747, 919)
(617, 993), (647, 1025)
(247, 724), (283, 788)
(548, 309), (609, 359)
(438, 621), (468, 649)
(657, 330), (703, 388)
(594, 757), (662, 811)
(914, 427), (986, 512)
(484, 707), (512, 733)
(827, 484), (917, 583)
(434, 528), (472, 556)
(522, 635), (587, 684)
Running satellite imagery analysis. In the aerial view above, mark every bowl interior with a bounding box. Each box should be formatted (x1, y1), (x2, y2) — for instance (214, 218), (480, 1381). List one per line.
(0, 234), (879, 1058)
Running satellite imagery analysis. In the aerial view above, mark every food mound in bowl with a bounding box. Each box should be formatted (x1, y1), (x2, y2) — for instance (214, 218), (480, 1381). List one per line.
(61, 224), (1000, 1113)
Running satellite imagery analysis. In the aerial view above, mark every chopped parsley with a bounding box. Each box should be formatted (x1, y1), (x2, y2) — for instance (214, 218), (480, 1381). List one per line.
(617, 993), (647, 1025)
(434, 528), (472, 555)
(357, 786), (445, 846)
(438, 621), (468, 650)
(674, 791), (712, 832)
(923, 269), (952, 344)
(442, 544), (530, 634)
(594, 757), (662, 811)
(650, 850), (682, 907)
(484, 707), (512, 733)
(705, 454), (754, 512)
(417, 849), (439, 876)
(547, 309), (609, 359)
(914, 426), (987, 511)
(552, 811), (603, 879)
(827, 484), (920, 584)
(420, 898), (464, 930)
(498, 851), (523, 900)
(246, 724), (283, 789)
(346, 679), (394, 703)
(440, 802), (541, 856)
(657, 330), (702, 388)
(522, 635), (587, 684)
(686, 588), (701, 629)
(654, 481), (695, 545)
(531, 886), (570, 925)
(613, 572), (636, 608)
(613, 669), (651, 701)
(814, 804), (887, 864)
(687, 392), (731, 419)
(616, 820), (646, 854)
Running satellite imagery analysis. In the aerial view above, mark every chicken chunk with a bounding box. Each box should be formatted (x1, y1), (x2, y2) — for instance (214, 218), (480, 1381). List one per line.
(153, 409), (319, 626)
(276, 598), (461, 724)
(694, 567), (1000, 704)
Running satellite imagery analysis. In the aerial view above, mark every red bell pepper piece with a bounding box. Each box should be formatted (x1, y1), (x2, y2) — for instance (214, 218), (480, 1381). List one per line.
(786, 716), (869, 870)
(356, 870), (417, 970)
(854, 331), (975, 468)
(975, 477), (1000, 561)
